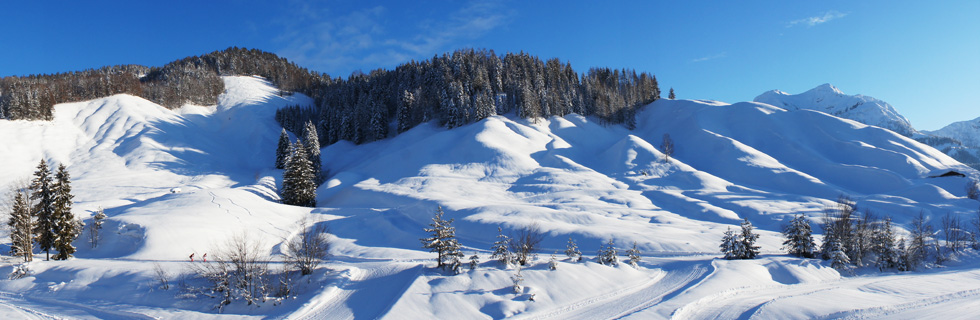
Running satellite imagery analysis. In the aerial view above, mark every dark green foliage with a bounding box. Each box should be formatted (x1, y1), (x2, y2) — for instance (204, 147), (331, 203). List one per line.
(280, 141), (317, 207)
(276, 129), (290, 169)
(30, 160), (56, 261)
(52, 164), (80, 260)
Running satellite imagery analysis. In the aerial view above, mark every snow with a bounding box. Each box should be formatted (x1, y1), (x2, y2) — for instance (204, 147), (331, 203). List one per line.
(754, 83), (916, 137)
(926, 116), (980, 148)
(0, 76), (979, 318)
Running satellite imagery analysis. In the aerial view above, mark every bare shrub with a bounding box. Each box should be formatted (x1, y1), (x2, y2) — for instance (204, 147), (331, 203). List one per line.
(189, 233), (270, 311)
(285, 221), (330, 276)
(153, 263), (171, 290)
(510, 223), (544, 266)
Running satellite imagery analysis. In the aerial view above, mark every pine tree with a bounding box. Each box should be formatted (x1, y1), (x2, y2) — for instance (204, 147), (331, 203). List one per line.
(599, 239), (619, 266)
(782, 214), (816, 258)
(52, 164), (80, 260)
(720, 227), (743, 260)
(302, 121), (322, 183)
(668, 88), (676, 100)
(565, 237), (582, 262)
(281, 141), (317, 207)
(740, 218), (761, 259)
(469, 252), (480, 271)
(30, 159), (56, 261)
(626, 241), (642, 267)
(549, 252), (558, 270)
(829, 239), (851, 273)
(420, 206), (463, 273)
(874, 217), (898, 270)
(8, 191), (33, 262)
(491, 226), (512, 266)
(511, 266), (524, 293)
(275, 128), (290, 169)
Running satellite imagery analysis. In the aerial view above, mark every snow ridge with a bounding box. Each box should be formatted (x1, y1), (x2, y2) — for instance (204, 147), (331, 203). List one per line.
(754, 83), (915, 136)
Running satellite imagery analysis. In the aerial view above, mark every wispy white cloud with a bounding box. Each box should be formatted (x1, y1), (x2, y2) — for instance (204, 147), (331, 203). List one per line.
(788, 11), (848, 28)
(692, 52), (727, 63)
(274, 1), (512, 76)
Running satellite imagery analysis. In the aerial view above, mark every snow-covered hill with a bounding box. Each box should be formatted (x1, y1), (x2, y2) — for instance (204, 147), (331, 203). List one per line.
(754, 83), (915, 136)
(0, 77), (979, 318)
(927, 116), (980, 148)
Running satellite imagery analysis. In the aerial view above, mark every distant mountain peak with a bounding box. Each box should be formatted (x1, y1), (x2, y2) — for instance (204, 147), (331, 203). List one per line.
(753, 84), (914, 137)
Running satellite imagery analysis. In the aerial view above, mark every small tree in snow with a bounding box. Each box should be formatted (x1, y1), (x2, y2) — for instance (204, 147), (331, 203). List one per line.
(469, 252), (480, 271)
(565, 237), (582, 262)
(491, 227), (513, 266)
(510, 223), (544, 266)
(720, 227), (743, 260)
(89, 206), (107, 248)
(740, 219), (761, 259)
(668, 88), (676, 100)
(598, 239), (619, 266)
(782, 214), (816, 258)
(511, 266), (524, 293)
(626, 241), (642, 267)
(7, 189), (33, 262)
(829, 239), (852, 273)
(420, 206), (463, 273)
(549, 252), (558, 270)
(660, 133), (675, 163)
(967, 179), (980, 200)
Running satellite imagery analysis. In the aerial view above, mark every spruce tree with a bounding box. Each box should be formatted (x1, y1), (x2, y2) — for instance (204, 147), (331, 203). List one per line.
(90, 207), (107, 248)
(668, 88), (676, 100)
(275, 128), (290, 169)
(564, 237), (582, 262)
(720, 227), (743, 260)
(30, 159), (56, 261)
(549, 252), (558, 270)
(626, 241), (642, 267)
(782, 214), (816, 258)
(420, 206), (463, 273)
(8, 191), (33, 262)
(491, 226), (512, 266)
(829, 239), (851, 273)
(302, 121), (322, 183)
(740, 218), (761, 259)
(52, 164), (80, 260)
(599, 239), (619, 266)
(469, 252), (480, 271)
(281, 141), (317, 207)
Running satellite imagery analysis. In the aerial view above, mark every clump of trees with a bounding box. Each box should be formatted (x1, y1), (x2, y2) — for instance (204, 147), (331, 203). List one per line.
(5, 160), (82, 262)
(720, 218), (761, 260)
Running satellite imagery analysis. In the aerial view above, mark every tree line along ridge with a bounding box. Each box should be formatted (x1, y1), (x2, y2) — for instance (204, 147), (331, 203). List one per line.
(0, 47), (663, 146)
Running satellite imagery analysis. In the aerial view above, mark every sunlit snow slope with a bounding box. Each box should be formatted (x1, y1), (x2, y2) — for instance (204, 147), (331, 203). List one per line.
(0, 76), (978, 319)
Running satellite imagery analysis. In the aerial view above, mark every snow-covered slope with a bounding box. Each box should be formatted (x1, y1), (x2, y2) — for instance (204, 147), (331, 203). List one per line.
(754, 84), (916, 136)
(0, 77), (978, 318)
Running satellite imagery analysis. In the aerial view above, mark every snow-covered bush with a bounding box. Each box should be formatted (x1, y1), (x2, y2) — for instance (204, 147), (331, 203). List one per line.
(8, 263), (32, 279)
(626, 242), (641, 267)
(510, 223), (544, 266)
(565, 237), (582, 262)
(491, 227), (512, 266)
(598, 239), (619, 266)
(511, 267), (524, 293)
(548, 253), (558, 270)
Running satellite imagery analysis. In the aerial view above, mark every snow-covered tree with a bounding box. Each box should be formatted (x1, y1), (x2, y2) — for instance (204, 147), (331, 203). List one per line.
(740, 218), (761, 259)
(52, 164), (80, 260)
(275, 128), (290, 169)
(967, 179), (980, 200)
(829, 239), (851, 273)
(660, 133), (674, 163)
(668, 88), (676, 100)
(30, 159), (56, 261)
(491, 227), (512, 266)
(469, 252), (480, 271)
(89, 207), (106, 248)
(906, 211), (932, 270)
(720, 227), (743, 260)
(565, 237), (582, 262)
(280, 141), (318, 207)
(874, 217), (898, 271)
(626, 241), (642, 267)
(782, 214), (816, 258)
(598, 239), (619, 266)
(7, 190), (33, 262)
(420, 206), (463, 273)
(302, 121), (322, 183)
(511, 266), (524, 293)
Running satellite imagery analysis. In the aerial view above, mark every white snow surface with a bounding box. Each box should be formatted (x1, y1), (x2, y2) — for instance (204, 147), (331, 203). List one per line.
(0, 76), (978, 318)
(754, 84), (916, 137)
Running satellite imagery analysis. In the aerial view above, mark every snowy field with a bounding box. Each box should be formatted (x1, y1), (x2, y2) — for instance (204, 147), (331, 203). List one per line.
(0, 76), (978, 319)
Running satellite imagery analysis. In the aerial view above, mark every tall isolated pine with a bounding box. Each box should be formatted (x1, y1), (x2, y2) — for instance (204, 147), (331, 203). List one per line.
(275, 128), (290, 169)
(52, 164), (80, 260)
(302, 121), (322, 183)
(782, 214), (816, 258)
(281, 141), (317, 207)
(8, 191), (33, 262)
(421, 206), (464, 273)
(30, 159), (56, 261)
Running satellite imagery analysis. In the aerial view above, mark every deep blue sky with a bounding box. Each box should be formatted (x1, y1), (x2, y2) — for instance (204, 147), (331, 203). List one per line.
(2, 1), (977, 130)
